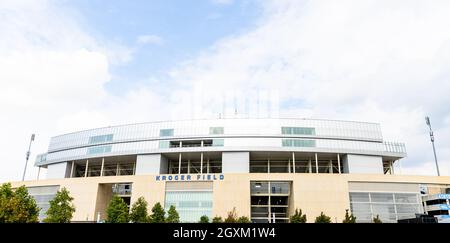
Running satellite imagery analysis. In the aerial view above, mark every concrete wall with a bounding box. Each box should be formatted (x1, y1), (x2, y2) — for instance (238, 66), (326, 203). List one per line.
(222, 152), (249, 173)
(342, 154), (383, 174)
(46, 162), (70, 179)
(11, 174), (450, 222)
(135, 154), (162, 175)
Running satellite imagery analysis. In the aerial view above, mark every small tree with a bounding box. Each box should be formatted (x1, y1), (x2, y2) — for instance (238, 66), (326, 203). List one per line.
(166, 205), (180, 223)
(150, 202), (166, 223)
(212, 216), (223, 223)
(315, 212), (332, 223)
(290, 208), (307, 223)
(373, 215), (382, 223)
(130, 197), (149, 223)
(44, 187), (75, 223)
(224, 207), (238, 223)
(342, 209), (356, 223)
(237, 216), (251, 223)
(106, 195), (129, 223)
(0, 183), (39, 223)
(199, 215), (209, 223)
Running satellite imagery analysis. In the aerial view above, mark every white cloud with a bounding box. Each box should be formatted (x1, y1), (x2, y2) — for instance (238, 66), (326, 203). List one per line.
(2, 0), (450, 182)
(136, 35), (164, 45)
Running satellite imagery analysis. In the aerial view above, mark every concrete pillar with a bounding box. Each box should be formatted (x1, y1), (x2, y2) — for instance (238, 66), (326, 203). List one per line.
(268, 158), (270, 173)
(315, 153), (318, 174)
(207, 159), (210, 173)
(188, 159), (190, 174)
(100, 158), (105, 177)
(116, 163), (120, 176)
(200, 152), (204, 174)
(329, 160), (333, 174)
(37, 166), (41, 180)
(84, 159), (89, 177)
(178, 153), (182, 174)
(337, 154), (341, 174)
(292, 152), (296, 173)
(70, 161), (75, 178)
(308, 159), (312, 173)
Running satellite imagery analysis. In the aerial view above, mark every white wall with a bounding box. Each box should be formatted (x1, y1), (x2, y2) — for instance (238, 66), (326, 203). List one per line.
(46, 162), (70, 179)
(342, 154), (383, 174)
(222, 152), (249, 173)
(135, 154), (162, 175)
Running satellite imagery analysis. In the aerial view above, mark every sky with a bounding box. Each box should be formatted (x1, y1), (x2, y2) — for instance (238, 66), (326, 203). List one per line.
(1, 0), (450, 182)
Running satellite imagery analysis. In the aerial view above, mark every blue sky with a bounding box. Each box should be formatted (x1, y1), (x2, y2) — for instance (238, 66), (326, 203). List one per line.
(1, 0), (450, 181)
(66, 0), (262, 94)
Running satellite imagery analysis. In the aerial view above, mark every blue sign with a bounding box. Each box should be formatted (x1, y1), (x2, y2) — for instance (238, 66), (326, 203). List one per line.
(438, 194), (450, 199)
(156, 174), (225, 181)
(439, 204), (450, 210)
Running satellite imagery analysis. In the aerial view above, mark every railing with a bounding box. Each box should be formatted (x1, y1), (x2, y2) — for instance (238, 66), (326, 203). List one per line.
(383, 141), (407, 154)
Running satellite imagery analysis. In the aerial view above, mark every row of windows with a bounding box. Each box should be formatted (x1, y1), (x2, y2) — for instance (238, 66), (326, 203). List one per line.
(281, 139), (316, 147)
(87, 145), (112, 155)
(88, 134), (113, 144)
(281, 127), (315, 135)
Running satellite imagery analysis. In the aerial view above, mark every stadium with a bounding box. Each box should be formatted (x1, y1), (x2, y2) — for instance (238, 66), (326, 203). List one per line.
(10, 118), (450, 223)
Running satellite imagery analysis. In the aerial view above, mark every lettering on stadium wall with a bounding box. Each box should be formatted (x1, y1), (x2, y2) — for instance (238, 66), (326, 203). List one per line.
(156, 174), (224, 181)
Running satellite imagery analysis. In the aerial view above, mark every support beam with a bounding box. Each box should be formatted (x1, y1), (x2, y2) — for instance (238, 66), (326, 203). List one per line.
(188, 159), (190, 174)
(308, 159), (312, 173)
(268, 158), (270, 174)
(292, 152), (296, 173)
(37, 166), (41, 180)
(84, 159), (89, 177)
(337, 154), (341, 174)
(288, 159), (291, 173)
(133, 161), (136, 175)
(70, 161), (75, 178)
(200, 152), (204, 174)
(207, 159), (210, 174)
(100, 158), (105, 177)
(315, 153), (318, 174)
(116, 163), (120, 176)
(178, 153), (182, 174)
(391, 160), (395, 174)
(329, 160), (333, 174)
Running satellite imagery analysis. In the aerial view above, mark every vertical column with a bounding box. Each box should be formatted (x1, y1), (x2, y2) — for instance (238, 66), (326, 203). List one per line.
(268, 158), (270, 174)
(200, 152), (204, 174)
(178, 153), (182, 174)
(337, 154), (341, 174)
(133, 161), (136, 175)
(84, 159), (89, 177)
(389, 161), (393, 175)
(70, 161), (75, 178)
(116, 163), (120, 176)
(292, 152), (296, 173)
(329, 160), (333, 174)
(100, 158), (105, 177)
(315, 153), (318, 174)
(188, 159), (190, 174)
(288, 159), (291, 173)
(308, 159), (312, 173)
(37, 166), (41, 180)
(391, 160), (395, 174)
(207, 159), (210, 174)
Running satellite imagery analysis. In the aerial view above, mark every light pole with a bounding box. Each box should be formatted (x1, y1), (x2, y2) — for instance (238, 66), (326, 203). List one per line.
(425, 117), (440, 176)
(22, 134), (35, 181)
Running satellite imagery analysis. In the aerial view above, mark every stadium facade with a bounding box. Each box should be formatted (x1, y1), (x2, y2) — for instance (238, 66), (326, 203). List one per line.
(10, 118), (450, 222)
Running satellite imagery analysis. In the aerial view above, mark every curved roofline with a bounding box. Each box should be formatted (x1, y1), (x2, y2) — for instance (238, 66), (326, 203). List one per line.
(51, 117), (381, 139)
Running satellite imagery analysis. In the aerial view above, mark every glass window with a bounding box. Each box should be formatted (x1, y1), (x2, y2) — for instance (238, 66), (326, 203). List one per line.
(209, 127), (224, 135)
(88, 134), (113, 144)
(159, 141), (170, 148)
(164, 191), (212, 223)
(212, 139), (224, 147)
(281, 127), (315, 135)
(371, 193), (394, 203)
(87, 145), (112, 154)
(349, 192), (370, 202)
(251, 182), (269, 194)
(282, 139), (315, 147)
(160, 129), (174, 137)
(395, 193), (418, 203)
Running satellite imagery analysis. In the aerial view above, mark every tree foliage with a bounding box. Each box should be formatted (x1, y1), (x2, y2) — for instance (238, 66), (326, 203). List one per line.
(342, 209), (356, 223)
(44, 187), (75, 223)
(290, 208), (307, 223)
(166, 205), (180, 223)
(106, 195), (129, 223)
(212, 216), (223, 223)
(130, 197), (149, 223)
(373, 215), (382, 223)
(314, 212), (332, 223)
(199, 215), (209, 223)
(237, 216), (251, 223)
(0, 183), (39, 223)
(150, 202), (166, 223)
(224, 207), (238, 223)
